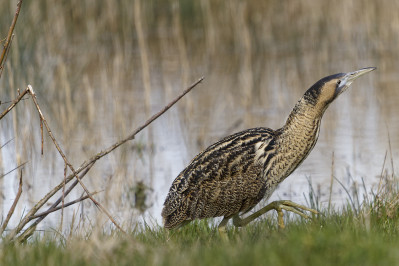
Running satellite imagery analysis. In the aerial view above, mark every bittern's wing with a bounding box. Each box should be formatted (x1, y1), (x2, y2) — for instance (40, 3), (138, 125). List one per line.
(162, 127), (276, 228)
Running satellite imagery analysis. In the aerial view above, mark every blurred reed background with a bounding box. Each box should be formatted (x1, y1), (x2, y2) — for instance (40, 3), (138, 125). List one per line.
(0, 0), (398, 234)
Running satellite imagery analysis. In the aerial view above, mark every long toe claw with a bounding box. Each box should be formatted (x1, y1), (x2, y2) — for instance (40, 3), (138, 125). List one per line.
(279, 205), (310, 219)
(275, 200), (318, 227)
(279, 200), (318, 215)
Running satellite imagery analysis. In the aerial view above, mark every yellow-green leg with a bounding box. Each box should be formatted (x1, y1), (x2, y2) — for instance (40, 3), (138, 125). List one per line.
(217, 216), (232, 241)
(232, 200), (318, 229)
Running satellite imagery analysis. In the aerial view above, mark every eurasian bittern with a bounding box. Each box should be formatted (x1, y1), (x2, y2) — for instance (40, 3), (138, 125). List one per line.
(162, 67), (376, 234)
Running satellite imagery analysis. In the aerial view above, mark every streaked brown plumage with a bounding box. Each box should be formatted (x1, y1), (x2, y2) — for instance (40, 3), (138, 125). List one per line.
(162, 67), (376, 231)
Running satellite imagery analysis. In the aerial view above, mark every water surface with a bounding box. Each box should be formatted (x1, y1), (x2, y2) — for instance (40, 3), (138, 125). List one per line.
(0, 0), (398, 232)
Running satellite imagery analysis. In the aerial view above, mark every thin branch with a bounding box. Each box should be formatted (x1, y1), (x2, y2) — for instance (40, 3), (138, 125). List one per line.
(0, 0), (23, 79)
(31, 162), (94, 226)
(0, 161), (27, 179)
(0, 34), (14, 78)
(0, 170), (23, 235)
(10, 78), (203, 240)
(16, 226), (36, 243)
(26, 85), (126, 234)
(29, 77), (203, 217)
(31, 191), (102, 220)
(0, 138), (14, 149)
(9, 161), (94, 240)
(0, 88), (29, 120)
(0, 97), (29, 106)
(60, 162), (68, 231)
(127, 76), (204, 141)
(68, 77), (203, 180)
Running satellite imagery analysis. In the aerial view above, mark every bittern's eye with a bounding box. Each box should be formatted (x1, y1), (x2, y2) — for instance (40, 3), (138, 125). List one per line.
(337, 80), (341, 85)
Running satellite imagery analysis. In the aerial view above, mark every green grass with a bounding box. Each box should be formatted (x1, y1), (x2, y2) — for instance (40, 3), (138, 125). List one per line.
(1, 1), (398, 265)
(2, 202), (399, 266)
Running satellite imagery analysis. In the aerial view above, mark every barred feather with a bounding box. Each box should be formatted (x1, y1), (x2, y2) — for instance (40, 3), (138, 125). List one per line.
(162, 68), (375, 229)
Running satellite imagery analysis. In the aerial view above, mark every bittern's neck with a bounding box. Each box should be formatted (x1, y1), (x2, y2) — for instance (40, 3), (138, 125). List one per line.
(277, 98), (325, 159)
(283, 99), (324, 132)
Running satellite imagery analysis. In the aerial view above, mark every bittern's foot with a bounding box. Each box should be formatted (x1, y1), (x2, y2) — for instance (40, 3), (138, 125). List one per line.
(232, 200), (318, 229)
(266, 200), (318, 229)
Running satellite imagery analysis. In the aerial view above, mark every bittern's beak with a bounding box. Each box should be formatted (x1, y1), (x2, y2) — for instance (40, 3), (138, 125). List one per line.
(336, 67), (376, 96)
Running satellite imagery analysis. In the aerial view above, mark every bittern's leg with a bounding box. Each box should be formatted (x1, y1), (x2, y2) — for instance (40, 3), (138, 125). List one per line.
(232, 200), (318, 229)
(218, 216), (231, 241)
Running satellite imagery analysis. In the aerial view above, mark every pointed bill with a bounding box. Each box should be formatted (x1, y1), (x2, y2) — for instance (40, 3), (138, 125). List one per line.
(337, 67), (376, 95)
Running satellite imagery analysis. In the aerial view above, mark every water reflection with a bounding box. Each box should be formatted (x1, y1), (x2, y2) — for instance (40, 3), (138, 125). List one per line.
(0, 0), (399, 232)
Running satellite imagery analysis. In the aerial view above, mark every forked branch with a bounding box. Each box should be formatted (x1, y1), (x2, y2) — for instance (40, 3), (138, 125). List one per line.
(8, 77), (203, 240)
(31, 190), (102, 220)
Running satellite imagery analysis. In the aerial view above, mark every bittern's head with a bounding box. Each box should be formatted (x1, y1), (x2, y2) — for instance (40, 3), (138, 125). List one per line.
(303, 67), (376, 110)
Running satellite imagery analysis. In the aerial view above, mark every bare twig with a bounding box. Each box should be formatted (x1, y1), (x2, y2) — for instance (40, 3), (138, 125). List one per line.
(0, 170), (23, 235)
(31, 191), (102, 220)
(0, 97), (29, 106)
(10, 78), (203, 240)
(0, 138), (14, 149)
(0, 34), (14, 78)
(33, 76), (203, 191)
(9, 161), (94, 240)
(0, 88), (29, 120)
(126, 76), (204, 141)
(0, 161), (27, 179)
(60, 162), (68, 231)
(0, 0), (23, 79)
(27, 86), (126, 234)
(69, 77), (203, 181)
(32, 162), (94, 224)
(16, 226), (36, 243)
